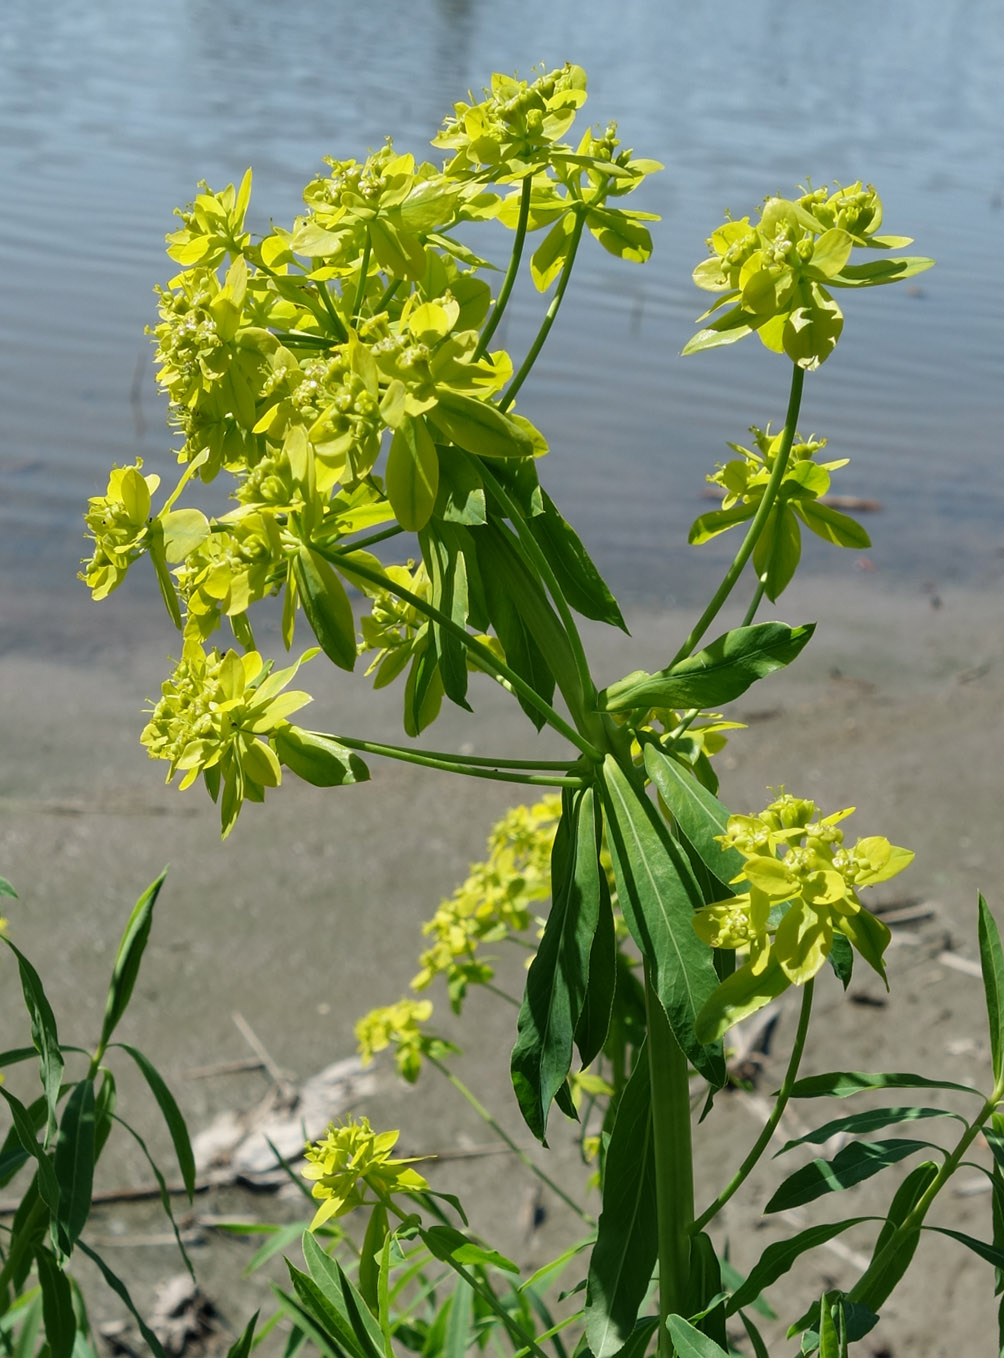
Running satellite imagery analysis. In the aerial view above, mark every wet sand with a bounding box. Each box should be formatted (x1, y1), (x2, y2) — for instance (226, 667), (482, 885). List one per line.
(1, 570), (1002, 1353)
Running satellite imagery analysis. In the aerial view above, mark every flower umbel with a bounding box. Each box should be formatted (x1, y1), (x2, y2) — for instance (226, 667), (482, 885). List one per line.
(302, 1118), (430, 1231)
(140, 642), (315, 836)
(80, 462), (160, 599)
(355, 997), (458, 1084)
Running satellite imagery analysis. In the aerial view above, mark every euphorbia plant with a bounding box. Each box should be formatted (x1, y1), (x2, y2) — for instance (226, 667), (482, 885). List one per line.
(72, 62), (1004, 1357)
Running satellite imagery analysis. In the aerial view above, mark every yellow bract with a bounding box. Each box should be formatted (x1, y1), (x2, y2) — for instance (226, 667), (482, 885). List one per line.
(302, 1118), (431, 1231)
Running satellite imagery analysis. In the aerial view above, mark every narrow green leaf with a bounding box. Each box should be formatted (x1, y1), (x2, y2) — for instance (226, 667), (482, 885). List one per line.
(386, 416), (439, 532)
(0, 1177), (48, 1301)
(764, 1139), (933, 1214)
(421, 1224), (519, 1275)
(430, 390), (535, 460)
(113, 1044), (195, 1198)
(851, 1161), (937, 1313)
(273, 727), (370, 788)
(789, 1071), (981, 1100)
(53, 1080), (95, 1254)
(3, 939), (63, 1144)
(357, 1202), (387, 1314)
(925, 1225), (1004, 1271)
(287, 1262), (370, 1358)
(420, 522), (474, 710)
(76, 1241), (169, 1358)
(688, 502), (757, 545)
(433, 445), (486, 525)
(665, 1315), (729, 1357)
(738, 1311), (771, 1358)
(726, 1219), (874, 1314)
(979, 895), (1004, 1086)
(688, 1232), (727, 1349)
(302, 1230), (389, 1357)
(0, 876), (17, 898)
(600, 756), (725, 1087)
(829, 255), (934, 287)
(0, 1086), (60, 1216)
(643, 744), (743, 893)
(112, 1112), (194, 1280)
(511, 786), (605, 1141)
(599, 622), (815, 713)
(574, 882), (617, 1069)
(528, 490), (627, 631)
(585, 1050), (657, 1358)
(294, 546), (357, 671)
(682, 306), (753, 356)
(817, 1293), (840, 1358)
(226, 1312), (260, 1358)
(443, 1278), (474, 1358)
(402, 637), (443, 737)
(272, 1283), (343, 1358)
(778, 1106), (960, 1153)
(753, 505), (801, 602)
(35, 1246), (74, 1358)
(99, 873), (166, 1052)
(8, 1293), (42, 1358)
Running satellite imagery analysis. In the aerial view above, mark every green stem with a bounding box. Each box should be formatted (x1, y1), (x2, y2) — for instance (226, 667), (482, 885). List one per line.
(478, 463), (598, 719)
(475, 175), (533, 360)
(428, 1056), (594, 1227)
(317, 731), (585, 788)
(483, 981), (521, 1008)
(375, 276), (403, 314)
(741, 575), (769, 627)
(691, 979), (814, 1235)
(669, 362), (805, 666)
(337, 523), (406, 555)
(351, 229), (372, 325)
(500, 206), (587, 413)
(644, 960), (694, 1355)
(849, 1085), (1003, 1312)
(314, 541), (604, 762)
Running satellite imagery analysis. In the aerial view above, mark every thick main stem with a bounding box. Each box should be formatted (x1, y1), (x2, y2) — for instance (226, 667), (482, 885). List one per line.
(670, 362), (806, 666)
(644, 961), (694, 1355)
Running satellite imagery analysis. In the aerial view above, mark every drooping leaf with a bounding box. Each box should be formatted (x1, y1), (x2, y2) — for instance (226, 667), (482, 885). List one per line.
(789, 1071), (981, 1100)
(420, 522), (474, 709)
(924, 1226), (1004, 1272)
(979, 895), (1004, 1086)
(585, 1050), (657, 1358)
(272, 726), (370, 788)
(643, 744), (743, 895)
(433, 445), (486, 525)
(599, 623), (814, 714)
(402, 635), (444, 736)
(726, 1219), (874, 1314)
(764, 1139), (933, 1214)
(421, 1224), (519, 1275)
(0, 1085), (60, 1217)
(574, 878), (617, 1069)
(52, 1079), (95, 1254)
(113, 1111), (195, 1280)
(600, 756), (725, 1087)
(511, 786), (606, 1141)
(113, 1044), (195, 1198)
(76, 1241), (169, 1358)
(695, 951), (790, 1046)
(294, 545), (357, 671)
(752, 505), (801, 601)
(99, 873), (166, 1052)
(796, 500), (871, 550)
(688, 503), (757, 545)
(3, 939), (63, 1144)
(528, 491), (627, 631)
(829, 255), (934, 287)
(429, 390), (537, 460)
(586, 207), (653, 263)
(530, 213), (575, 291)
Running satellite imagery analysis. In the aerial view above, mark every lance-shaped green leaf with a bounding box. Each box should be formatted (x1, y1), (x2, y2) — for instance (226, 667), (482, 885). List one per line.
(829, 255), (934, 287)
(511, 786), (606, 1141)
(666, 1315), (730, 1358)
(294, 545), (357, 671)
(420, 522), (477, 710)
(726, 1219), (874, 1315)
(386, 415), (439, 532)
(77, 1241), (169, 1358)
(429, 390), (537, 460)
(585, 1049), (657, 1358)
(273, 726), (370, 788)
(36, 1245), (75, 1358)
(434, 445), (486, 525)
(849, 1160), (937, 1313)
(0, 1085), (60, 1217)
(113, 1043), (195, 1198)
(789, 1071), (982, 1100)
(643, 744), (743, 897)
(598, 623), (814, 713)
(3, 938), (63, 1144)
(301, 1229), (388, 1358)
(778, 1106), (961, 1153)
(403, 635), (444, 737)
(923, 1226), (1004, 1272)
(574, 882), (617, 1069)
(764, 1139), (933, 1214)
(527, 490), (627, 631)
(688, 1231), (727, 1350)
(52, 1079), (95, 1254)
(421, 1224), (519, 1274)
(225, 1312), (260, 1358)
(796, 500), (871, 550)
(600, 756), (725, 1087)
(979, 894), (1004, 1087)
(99, 872), (166, 1052)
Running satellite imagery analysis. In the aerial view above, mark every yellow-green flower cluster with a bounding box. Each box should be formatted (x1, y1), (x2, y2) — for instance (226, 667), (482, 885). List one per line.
(302, 1118), (430, 1231)
(685, 182), (933, 369)
(695, 791), (913, 987)
(412, 796), (561, 1001)
(141, 643), (314, 836)
(355, 998), (458, 1084)
(80, 462), (160, 600)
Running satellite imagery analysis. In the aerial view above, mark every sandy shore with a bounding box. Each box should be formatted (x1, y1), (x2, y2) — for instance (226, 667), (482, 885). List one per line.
(1, 569), (1002, 1353)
